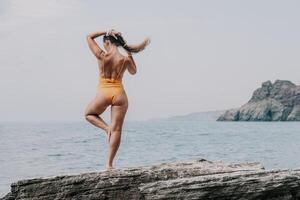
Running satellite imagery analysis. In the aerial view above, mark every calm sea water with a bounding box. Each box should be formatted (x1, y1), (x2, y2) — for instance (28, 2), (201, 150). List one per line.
(1, 119), (300, 197)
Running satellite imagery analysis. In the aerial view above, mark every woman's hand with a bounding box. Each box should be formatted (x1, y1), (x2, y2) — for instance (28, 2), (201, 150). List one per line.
(107, 29), (122, 39)
(111, 29), (122, 36)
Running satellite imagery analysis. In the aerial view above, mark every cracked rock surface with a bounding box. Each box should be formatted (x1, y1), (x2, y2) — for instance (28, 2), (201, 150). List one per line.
(2, 158), (300, 200)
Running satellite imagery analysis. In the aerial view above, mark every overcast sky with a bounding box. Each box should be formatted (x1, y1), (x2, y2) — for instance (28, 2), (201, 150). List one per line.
(0, 0), (299, 122)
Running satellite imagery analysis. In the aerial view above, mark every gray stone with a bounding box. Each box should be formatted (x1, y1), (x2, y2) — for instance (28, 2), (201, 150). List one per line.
(216, 108), (240, 121)
(218, 80), (300, 121)
(2, 159), (300, 200)
(287, 105), (300, 121)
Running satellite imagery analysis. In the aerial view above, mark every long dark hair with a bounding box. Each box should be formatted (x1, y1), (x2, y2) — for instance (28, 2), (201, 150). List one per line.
(103, 34), (150, 54)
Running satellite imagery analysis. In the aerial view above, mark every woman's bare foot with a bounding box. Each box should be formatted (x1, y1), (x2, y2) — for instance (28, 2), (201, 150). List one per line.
(104, 126), (112, 143)
(106, 164), (115, 171)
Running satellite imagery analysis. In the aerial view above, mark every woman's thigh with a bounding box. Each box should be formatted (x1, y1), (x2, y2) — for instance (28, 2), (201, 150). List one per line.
(110, 90), (129, 131)
(85, 91), (110, 116)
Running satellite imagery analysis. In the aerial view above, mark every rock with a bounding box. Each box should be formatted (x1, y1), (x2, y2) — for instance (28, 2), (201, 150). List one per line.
(287, 105), (300, 121)
(217, 108), (240, 121)
(218, 79), (300, 121)
(2, 158), (300, 200)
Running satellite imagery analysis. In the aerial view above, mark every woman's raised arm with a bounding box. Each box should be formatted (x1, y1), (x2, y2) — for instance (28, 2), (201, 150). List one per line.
(86, 31), (107, 60)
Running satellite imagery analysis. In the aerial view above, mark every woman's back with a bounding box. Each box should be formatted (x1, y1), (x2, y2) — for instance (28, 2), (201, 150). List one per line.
(99, 52), (127, 80)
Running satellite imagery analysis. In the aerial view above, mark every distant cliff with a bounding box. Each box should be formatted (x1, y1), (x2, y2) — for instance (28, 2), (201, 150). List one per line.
(2, 158), (300, 200)
(218, 80), (300, 121)
(166, 110), (225, 121)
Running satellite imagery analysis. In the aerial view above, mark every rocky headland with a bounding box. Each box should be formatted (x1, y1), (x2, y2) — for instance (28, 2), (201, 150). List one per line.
(2, 158), (300, 200)
(218, 80), (300, 121)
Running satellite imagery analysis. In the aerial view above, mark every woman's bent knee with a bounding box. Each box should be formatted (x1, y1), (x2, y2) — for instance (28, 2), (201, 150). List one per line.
(85, 114), (94, 122)
(85, 115), (90, 122)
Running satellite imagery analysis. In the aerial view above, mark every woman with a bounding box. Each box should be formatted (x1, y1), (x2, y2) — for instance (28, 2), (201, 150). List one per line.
(85, 29), (150, 170)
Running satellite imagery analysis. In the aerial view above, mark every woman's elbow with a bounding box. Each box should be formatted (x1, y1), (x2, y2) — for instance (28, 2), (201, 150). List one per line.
(130, 71), (137, 75)
(127, 64), (137, 75)
(129, 69), (137, 75)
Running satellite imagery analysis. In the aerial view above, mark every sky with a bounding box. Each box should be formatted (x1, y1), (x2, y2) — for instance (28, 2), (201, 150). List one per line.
(0, 0), (299, 122)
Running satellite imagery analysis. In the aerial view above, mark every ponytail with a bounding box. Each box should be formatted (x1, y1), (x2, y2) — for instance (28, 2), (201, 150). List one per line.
(122, 37), (151, 53)
(104, 33), (151, 54)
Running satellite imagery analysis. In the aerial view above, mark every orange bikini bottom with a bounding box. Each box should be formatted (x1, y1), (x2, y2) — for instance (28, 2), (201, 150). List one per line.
(98, 77), (124, 104)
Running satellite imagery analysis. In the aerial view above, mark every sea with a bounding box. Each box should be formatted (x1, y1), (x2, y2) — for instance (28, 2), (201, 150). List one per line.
(1, 114), (300, 197)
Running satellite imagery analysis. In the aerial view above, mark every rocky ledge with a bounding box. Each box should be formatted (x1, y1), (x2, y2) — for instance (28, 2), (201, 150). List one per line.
(2, 158), (300, 200)
(218, 80), (300, 121)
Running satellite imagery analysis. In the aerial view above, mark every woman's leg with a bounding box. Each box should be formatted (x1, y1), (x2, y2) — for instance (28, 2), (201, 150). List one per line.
(85, 92), (110, 133)
(106, 90), (128, 170)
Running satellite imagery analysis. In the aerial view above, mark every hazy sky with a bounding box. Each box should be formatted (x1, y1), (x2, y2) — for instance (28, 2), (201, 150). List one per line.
(1, 0), (299, 122)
